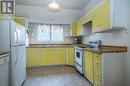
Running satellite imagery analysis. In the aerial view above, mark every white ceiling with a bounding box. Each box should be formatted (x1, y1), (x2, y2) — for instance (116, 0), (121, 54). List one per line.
(16, 0), (91, 10)
(16, 5), (82, 24)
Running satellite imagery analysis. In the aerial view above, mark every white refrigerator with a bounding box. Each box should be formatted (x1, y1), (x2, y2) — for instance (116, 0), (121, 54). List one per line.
(0, 21), (26, 86)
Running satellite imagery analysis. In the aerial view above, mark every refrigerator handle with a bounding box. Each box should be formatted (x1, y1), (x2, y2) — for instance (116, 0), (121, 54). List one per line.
(15, 30), (19, 65)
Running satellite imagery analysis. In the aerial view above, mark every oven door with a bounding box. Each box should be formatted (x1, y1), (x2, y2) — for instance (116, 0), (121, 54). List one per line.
(75, 49), (83, 66)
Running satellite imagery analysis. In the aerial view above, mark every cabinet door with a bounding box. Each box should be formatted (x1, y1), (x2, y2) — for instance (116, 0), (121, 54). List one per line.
(84, 51), (94, 84)
(89, 58), (94, 84)
(40, 48), (48, 66)
(94, 53), (102, 86)
(47, 48), (57, 65)
(26, 48), (39, 67)
(72, 22), (77, 36)
(93, 6), (104, 32)
(84, 51), (90, 78)
(92, 0), (110, 32)
(57, 48), (66, 65)
(68, 48), (74, 65)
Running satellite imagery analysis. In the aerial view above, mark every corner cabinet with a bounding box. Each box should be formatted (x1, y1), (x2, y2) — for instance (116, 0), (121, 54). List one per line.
(84, 51), (127, 86)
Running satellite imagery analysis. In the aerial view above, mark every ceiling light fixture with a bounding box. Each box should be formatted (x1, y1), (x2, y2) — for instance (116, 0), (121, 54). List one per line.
(48, 0), (61, 12)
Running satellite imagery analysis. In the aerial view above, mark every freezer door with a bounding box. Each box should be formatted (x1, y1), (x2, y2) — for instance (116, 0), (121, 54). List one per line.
(0, 21), (10, 53)
(11, 46), (26, 86)
(11, 22), (26, 46)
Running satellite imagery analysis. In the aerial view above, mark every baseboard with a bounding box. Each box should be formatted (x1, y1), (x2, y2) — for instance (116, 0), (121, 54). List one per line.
(27, 64), (75, 69)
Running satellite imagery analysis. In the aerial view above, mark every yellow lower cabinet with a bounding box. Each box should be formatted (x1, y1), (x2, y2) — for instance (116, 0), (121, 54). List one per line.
(39, 48), (48, 66)
(84, 51), (89, 78)
(57, 48), (66, 65)
(47, 48), (57, 65)
(94, 53), (102, 86)
(89, 58), (94, 84)
(26, 48), (39, 67)
(68, 48), (74, 65)
(84, 51), (94, 84)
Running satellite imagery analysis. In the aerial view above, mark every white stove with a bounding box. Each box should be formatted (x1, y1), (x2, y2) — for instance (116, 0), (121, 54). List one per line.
(74, 46), (83, 74)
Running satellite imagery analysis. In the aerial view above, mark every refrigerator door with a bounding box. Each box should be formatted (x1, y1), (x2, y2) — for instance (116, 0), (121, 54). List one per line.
(11, 46), (26, 86)
(0, 21), (10, 53)
(11, 22), (26, 46)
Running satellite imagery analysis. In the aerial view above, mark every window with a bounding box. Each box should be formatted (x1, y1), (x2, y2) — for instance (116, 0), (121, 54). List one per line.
(33, 24), (64, 43)
(28, 23), (71, 44)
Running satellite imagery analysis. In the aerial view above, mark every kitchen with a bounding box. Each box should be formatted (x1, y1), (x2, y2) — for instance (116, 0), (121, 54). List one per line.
(0, 0), (129, 86)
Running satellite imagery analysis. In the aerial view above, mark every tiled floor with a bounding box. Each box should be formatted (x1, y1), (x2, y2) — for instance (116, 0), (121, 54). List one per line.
(23, 66), (92, 86)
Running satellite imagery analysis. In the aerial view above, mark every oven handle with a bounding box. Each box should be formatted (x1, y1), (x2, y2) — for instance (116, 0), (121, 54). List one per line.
(75, 61), (82, 67)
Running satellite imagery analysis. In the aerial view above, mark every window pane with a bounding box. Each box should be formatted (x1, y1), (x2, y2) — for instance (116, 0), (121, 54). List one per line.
(51, 25), (64, 42)
(37, 25), (50, 42)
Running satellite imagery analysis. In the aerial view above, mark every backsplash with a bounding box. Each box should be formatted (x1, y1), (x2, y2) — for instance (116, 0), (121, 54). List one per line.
(82, 30), (128, 46)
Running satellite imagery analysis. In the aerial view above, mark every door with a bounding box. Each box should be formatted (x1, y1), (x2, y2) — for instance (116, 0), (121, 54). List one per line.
(11, 46), (26, 86)
(0, 21), (10, 53)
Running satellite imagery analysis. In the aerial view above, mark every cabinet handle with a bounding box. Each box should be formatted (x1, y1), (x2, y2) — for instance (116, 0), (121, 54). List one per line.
(96, 61), (99, 64)
(96, 82), (99, 86)
(96, 73), (98, 76)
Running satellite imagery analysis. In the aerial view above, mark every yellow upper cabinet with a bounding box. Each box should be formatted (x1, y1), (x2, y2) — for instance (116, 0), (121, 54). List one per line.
(15, 17), (27, 28)
(92, 0), (111, 32)
(71, 22), (77, 36)
(76, 0), (128, 34)
(76, 12), (93, 36)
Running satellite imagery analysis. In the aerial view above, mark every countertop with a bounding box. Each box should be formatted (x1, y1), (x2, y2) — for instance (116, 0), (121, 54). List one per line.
(83, 45), (127, 53)
(26, 44), (74, 48)
(27, 44), (127, 53)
